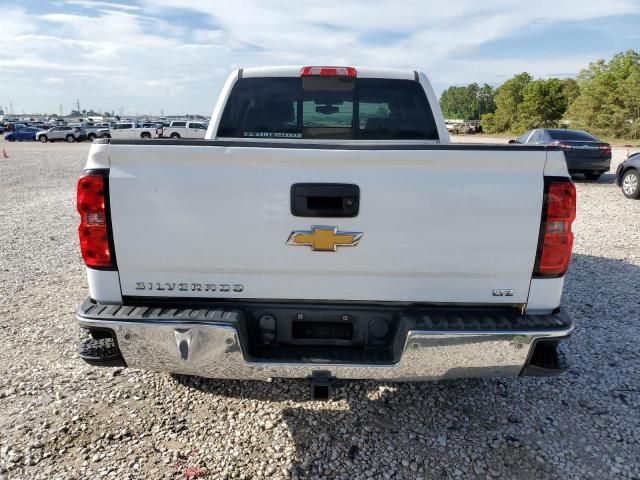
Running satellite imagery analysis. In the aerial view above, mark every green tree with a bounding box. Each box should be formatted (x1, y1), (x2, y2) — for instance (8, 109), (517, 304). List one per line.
(481, 72), (531, 133)
(515, 78), (570, 131)
(439, 83), (495, 120)
(566, 50), (640, 139)
(561, 78), (580, 106)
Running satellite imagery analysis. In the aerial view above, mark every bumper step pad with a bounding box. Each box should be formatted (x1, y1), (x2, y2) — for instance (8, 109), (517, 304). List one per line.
(78, 337), (126, 367)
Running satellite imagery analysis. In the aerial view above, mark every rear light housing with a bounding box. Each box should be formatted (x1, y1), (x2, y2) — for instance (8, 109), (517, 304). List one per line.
(550, 141), (572, 150)
(300, 66), (357, 77)
(534, 178), (576, 277)
(599, 144), (612, 155)
(77, 170), (115, 269)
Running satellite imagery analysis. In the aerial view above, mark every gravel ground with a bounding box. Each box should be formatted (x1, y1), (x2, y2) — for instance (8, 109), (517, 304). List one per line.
(0, 138), (639, 480)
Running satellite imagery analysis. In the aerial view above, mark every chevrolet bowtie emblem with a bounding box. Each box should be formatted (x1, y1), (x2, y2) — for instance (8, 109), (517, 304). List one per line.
(287, 226), (363, 252)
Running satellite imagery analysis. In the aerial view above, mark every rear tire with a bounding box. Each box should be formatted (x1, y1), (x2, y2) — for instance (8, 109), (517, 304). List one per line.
(39, 135), (48, 143)
(66, 135), (75, 143)
(170, 133), (181, 139)
(88, 133), (97, 141)
(141, 132), (151, 139)
(621, 169), (640, 199)
(584, 172), (602, 181)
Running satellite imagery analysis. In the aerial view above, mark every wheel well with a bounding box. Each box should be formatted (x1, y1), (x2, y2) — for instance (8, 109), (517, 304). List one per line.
(620, 165), (638, 181)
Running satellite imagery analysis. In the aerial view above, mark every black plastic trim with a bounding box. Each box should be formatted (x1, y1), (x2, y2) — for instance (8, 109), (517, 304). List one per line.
(100, 138), (560, 151)
(77, 332), (126, 367)
(520, 338), (569, 377)
(81, 169), (118, 271)
(78, 297), (572, 332)
(122, 295), (524, 309)
(291, 183), (360, 217)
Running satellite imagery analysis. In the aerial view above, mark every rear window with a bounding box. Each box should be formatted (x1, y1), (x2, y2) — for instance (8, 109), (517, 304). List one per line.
(217, 77), (439, 140)
(548, 129), (598, 141)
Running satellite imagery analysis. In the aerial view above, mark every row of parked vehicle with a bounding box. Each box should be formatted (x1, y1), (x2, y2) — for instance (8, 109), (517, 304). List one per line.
(109, 121), (208, 140)
(0, 120), (209, 143)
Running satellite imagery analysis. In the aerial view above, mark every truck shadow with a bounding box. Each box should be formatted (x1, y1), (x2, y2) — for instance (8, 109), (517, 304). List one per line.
(172, 253), (639, 479)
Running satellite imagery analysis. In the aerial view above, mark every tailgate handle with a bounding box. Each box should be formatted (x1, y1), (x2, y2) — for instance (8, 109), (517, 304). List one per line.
(291, 183), (359, 217)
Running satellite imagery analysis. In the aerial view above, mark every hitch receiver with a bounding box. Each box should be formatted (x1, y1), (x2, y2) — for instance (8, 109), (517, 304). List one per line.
(310, 374), (333, 401)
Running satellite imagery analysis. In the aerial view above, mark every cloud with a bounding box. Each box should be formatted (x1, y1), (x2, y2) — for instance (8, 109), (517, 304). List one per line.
(0, 0), (639, 114)
(42, 77), (64, 85)
(63, 0), (142, 11)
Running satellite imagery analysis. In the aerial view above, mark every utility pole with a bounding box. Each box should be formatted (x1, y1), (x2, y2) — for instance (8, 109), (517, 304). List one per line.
(76, 99), (80, 113)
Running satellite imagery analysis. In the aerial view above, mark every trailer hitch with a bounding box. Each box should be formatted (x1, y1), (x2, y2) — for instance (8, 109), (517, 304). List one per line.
(310, 372), (334, 401)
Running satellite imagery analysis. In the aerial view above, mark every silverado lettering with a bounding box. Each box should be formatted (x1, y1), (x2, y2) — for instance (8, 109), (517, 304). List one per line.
(135, 282), (244, 293)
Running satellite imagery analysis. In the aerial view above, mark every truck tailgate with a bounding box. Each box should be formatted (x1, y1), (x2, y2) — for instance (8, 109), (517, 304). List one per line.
(108, 143), (546, 304)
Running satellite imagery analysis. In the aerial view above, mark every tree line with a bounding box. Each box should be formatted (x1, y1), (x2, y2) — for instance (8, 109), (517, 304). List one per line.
(439, 50), (640, 139)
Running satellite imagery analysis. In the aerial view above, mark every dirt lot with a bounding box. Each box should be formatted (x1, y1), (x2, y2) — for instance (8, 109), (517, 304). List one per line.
(0, 138), (639, 480)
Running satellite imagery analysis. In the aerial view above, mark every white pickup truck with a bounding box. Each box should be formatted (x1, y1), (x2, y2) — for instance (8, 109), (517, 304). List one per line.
(75, 66), (575, 396)
(162, 121), (208, 139)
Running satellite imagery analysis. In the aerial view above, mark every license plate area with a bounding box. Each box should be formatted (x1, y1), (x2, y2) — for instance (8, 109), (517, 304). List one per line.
(292, 321), (354, 340)
(246, 306), (398, 353)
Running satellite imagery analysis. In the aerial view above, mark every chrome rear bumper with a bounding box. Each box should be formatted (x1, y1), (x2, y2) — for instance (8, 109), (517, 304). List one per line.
(76, 299), (573, 381)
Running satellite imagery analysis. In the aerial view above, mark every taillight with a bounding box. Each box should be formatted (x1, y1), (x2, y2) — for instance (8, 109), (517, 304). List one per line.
(551, 141), (572, 150)
(599, 144), (611, 155)
(77, 171), (114, 268)
(300, 66), (357, 77)
(534, 179), (576, 277)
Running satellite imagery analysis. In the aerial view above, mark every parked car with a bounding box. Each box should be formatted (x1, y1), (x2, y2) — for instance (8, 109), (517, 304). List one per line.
(5, 123), (28, 132)
(4, 127), (40, 141)
(616, 152), (640, 199)
(0, 125), (5, 135)
(36, 126), (87, 143)
(109, 122), (160, 140)
(511, 129), (611, 180)
(163, 121), (208, 139)
(69, 123), (110, 141)
(75, 65), (576, 393)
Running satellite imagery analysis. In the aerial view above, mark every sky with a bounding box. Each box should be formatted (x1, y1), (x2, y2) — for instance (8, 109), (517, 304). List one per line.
(1, 0), (639, 116)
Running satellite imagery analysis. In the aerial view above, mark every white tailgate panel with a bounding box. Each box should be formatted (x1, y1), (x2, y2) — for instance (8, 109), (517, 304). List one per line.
(109, 145), (545, 304)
